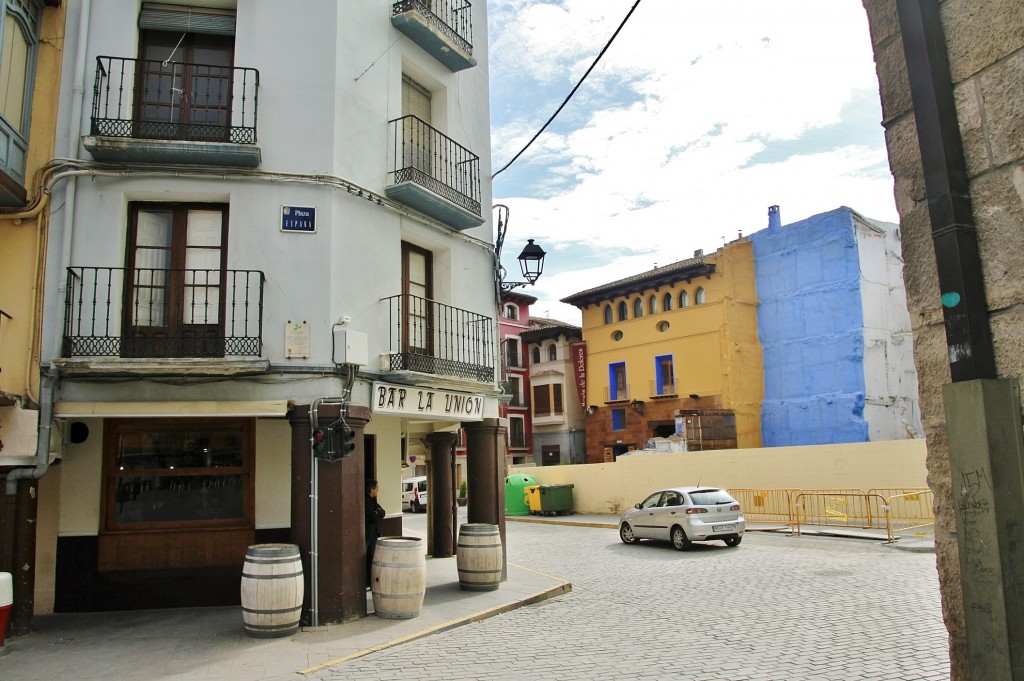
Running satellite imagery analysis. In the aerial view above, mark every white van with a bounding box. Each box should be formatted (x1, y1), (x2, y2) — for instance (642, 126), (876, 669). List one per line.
(402, 476), (428, 513)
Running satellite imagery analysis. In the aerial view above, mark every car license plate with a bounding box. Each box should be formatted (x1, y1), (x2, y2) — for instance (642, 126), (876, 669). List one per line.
(713, 524), (736, 532)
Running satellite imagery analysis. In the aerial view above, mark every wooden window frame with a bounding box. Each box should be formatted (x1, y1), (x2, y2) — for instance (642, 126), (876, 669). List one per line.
(102, 417), (255, 533)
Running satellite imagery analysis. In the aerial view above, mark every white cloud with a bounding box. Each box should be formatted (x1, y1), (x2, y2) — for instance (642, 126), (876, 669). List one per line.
(489, 1), (896, 325)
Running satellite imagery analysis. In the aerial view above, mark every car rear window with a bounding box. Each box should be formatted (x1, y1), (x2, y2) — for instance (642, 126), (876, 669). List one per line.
(688, 489), (734, 505)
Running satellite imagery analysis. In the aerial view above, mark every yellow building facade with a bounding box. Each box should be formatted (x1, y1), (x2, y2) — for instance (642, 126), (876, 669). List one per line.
(563, 240), (763, 462)
(0, 0), (66, 455)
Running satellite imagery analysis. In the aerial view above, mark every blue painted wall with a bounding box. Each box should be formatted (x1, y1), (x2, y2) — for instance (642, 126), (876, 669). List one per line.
(750, 207), (869, 446)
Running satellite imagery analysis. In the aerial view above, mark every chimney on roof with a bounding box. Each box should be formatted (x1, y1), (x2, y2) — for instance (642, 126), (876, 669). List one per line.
(768, 205), (781, 229)
(694, 248), (703, 258)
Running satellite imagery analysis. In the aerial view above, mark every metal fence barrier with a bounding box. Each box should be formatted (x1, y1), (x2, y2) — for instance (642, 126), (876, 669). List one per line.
(730, 487), (934, 543)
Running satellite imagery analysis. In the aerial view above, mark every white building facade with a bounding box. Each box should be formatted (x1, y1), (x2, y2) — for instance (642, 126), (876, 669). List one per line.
(36, 0), (501, 622)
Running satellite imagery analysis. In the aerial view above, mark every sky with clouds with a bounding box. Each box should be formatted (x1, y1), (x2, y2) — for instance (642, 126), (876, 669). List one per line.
(487, 0), (897, 324)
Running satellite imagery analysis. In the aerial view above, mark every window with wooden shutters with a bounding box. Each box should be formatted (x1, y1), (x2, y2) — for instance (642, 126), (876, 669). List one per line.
(533, 384), (550, 416)
(552, 384), (563, 414)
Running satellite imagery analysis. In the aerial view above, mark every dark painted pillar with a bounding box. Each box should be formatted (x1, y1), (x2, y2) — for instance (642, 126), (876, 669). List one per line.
(427, 432), (457, 557)
(4, 479), (37, 636)
(289, 403), (370, 625)
(463, 418), (507, 580)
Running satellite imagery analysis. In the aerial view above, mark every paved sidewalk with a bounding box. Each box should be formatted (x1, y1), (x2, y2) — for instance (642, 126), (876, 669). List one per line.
(0, 553), (570, 681)
(0, 514), (933, 680)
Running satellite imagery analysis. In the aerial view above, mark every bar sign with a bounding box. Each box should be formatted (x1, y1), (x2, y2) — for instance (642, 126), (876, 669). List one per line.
(281, 206), (316, 233)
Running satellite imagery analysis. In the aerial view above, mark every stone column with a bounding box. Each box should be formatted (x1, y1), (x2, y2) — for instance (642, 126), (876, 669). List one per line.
(289, 403), (370, 624)
(463, 418), (507, 580)
(427, 431), (457, 557)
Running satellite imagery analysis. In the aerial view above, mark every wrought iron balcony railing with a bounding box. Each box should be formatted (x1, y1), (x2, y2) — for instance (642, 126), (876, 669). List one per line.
(383, 294), (494, 382)
(605, 385), (632, 402)
(63, 267), (265, 359)
(651, 380), (678, 397)
(392, 0), (474, 56)
(387, 115), (481, 217)
(90, 56), (259, 144)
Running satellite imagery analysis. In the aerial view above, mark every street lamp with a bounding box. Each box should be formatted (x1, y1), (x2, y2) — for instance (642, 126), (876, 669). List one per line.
(494, 204), (546, 292)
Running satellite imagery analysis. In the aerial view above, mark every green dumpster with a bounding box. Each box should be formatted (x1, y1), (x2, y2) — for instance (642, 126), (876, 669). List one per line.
(504, 474), (536, 516)
(535, 484), (574, 516)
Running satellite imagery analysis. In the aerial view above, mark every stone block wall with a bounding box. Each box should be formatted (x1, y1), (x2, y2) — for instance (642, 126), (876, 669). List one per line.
(862, 2), (1024, 678)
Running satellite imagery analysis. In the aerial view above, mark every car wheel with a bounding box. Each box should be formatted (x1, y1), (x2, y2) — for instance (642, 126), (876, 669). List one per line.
(671, 526), (692, 551)
(619, 523), (640, 544)
(724, 535), (742, 547)
(412, 500), (422, 513)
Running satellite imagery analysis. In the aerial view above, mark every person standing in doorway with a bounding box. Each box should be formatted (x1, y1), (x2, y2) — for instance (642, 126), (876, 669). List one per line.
(365, 479), (385, 590)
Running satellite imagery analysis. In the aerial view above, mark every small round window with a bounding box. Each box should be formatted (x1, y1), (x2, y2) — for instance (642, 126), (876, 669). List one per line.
(612, 330), (624, 341)
(658, 321), (670, 332)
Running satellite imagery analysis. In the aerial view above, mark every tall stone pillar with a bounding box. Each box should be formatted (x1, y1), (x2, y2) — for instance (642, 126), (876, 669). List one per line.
(427, 431), (457, 557)
(463, 418), (507, 580)
(289, 403), (371, 625)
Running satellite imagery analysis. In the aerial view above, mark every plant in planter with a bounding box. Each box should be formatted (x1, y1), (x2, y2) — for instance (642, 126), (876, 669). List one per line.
(457, 480), (468, 506)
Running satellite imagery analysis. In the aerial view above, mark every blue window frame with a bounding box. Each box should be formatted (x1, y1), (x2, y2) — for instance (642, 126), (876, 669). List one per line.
(609, 361), (626, 401)
(611, 408), (626, 431)
(655, 355), (675, 395)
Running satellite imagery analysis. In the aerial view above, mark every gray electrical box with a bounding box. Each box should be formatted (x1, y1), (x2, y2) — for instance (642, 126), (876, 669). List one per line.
(333, 329), (368, 366)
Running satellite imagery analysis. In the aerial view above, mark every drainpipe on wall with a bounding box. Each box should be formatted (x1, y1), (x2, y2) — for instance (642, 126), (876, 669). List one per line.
(3, 367), (58, 496)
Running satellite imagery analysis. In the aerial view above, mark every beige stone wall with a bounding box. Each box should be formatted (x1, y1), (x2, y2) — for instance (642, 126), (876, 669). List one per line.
(512, 439), (927, 515)
(861, 2), (1024, 679)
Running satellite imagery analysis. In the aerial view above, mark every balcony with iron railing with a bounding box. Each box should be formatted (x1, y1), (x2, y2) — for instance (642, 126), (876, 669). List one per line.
(85, 56), (261, 167)
(62, 267), (265, 370)
(605, 385), (632, 402)
(391, 0), (477, 72)
(385, 115), (483, 230)
(651, 380), (678, 397)
(382, 294), (494, 383)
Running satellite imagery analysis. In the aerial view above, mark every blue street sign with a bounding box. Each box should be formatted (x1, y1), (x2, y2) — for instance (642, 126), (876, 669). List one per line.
(281, 206), (316, 233)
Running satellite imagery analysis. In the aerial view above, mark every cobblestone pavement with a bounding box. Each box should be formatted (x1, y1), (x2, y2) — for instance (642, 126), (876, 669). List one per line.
(311, 519), (950, 681)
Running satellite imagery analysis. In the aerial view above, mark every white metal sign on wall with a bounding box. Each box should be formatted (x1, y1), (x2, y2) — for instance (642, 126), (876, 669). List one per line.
(372, 381), (485, 422)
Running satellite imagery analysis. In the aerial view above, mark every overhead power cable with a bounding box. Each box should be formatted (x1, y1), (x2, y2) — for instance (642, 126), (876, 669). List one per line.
(492, 0), (643, 180)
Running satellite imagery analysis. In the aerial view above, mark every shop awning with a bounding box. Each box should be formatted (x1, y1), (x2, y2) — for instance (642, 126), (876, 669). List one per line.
(54, 400), (290, 418)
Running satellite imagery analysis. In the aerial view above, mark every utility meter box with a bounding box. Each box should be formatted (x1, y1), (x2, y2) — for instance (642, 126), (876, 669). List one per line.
(333, 329), (368, 366)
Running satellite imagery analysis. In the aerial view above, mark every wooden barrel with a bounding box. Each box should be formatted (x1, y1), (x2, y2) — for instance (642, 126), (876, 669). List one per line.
(457, 523), (503, 591)
(371, 536), (427, 619)
(240, 543), (304, 638)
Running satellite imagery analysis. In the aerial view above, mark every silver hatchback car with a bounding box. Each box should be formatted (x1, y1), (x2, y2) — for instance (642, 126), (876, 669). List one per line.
(619, 486), (745, 549)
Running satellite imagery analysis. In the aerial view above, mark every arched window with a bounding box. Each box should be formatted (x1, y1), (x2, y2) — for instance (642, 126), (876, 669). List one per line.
(633, 298), (643, 318)
(531, 346), (541, 364)
(547, 344), (557, 361)
(604, 305), (613, 324)
(504, 304), (518, 319)
(679, 290), (689, 308)
(663, 293), (673, 311)
(695, 287), (706, 304)
(618, 301), (628, 321)
(648, 295), (658, 315)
